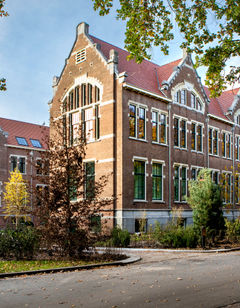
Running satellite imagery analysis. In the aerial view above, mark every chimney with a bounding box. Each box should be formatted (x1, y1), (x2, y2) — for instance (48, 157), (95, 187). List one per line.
(77, 22), (89, 36)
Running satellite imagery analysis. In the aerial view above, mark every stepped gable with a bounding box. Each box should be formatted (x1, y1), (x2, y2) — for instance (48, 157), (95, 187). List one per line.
(90, 35), (182, 97)
(0, 117), (49, 149)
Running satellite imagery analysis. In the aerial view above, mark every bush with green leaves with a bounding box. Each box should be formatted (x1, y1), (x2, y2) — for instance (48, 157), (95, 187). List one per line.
(0, 226), (39, 260)
(153, 222), (199, 248)
(187, 168), (225, 240)
(111, 227), (130, 247)
(225, 218), (240, 242)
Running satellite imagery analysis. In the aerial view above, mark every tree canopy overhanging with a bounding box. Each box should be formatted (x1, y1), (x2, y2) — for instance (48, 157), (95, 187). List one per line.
(92, 0), (240, 97)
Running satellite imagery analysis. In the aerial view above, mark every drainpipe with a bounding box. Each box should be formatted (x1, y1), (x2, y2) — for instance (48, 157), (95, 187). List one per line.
(168, 102), (172, 211)
(232, 124), (235, 216)
(206, 116), (209, 168)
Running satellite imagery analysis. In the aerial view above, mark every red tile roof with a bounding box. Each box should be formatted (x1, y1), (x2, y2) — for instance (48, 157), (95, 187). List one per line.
(0, 118), (49, 150)
(218, 87), (240, 113)
(90, 35), (182, 97)
(205, 87), (240, 121)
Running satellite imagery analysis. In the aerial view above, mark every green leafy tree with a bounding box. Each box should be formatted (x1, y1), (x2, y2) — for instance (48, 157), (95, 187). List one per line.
(3, 169), (30, 228)
(0, 0), (8, 91)
(187, 168), (225, 240)
(33, 121), (111, 257)
(92, 0), (240, 96)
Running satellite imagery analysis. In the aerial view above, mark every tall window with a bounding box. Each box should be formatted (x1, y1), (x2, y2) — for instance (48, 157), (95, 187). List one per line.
(81, 84), (86, 106)
(235, 175), (240, 204)
(174, 118), (186, 149)
(95, 86), (100, 102)
(222, 132), (231, 158)
(181, 167), (187, 200)
(138, 107), (145, 139)
(191, 93), (196, 109)
(181, 120), (186, 148)
(85, 108), (94, 141)
(152, 111), (158, 142)
(174, 89), (187, 105)
(85, 162), (95, 199)
(191, 168), (197, 180)
(129, 104), (146, 140)
(209, 128), (213, 154)
(213, 129), (218, 155)
(191, 123), (196, 150)
(10, 156), (17, 172)
(211, 170), (219, 185)
(134, 160), (145, 200)
(95, 105), (100, 140)
(152, 111), (167, 144)
(174, 118), (179, 147)
(222, 173), (231, 204)
(197, 125), (202, 152)
(174, 166), (180, 201)
(88, 84), (92, 105)
(152, 163), (163, 201)
(236, 136), (240, 161)
(129, 105), (136, 137)
(75, 87), (79, 109)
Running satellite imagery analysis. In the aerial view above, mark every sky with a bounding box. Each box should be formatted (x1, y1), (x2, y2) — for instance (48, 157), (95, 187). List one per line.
(0, 0), (238, 126)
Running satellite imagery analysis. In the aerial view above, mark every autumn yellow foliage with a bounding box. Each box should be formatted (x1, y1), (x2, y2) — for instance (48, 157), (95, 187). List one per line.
(3, 169), (30, 227)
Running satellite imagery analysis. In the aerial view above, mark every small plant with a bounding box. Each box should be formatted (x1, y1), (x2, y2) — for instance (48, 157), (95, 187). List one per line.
(111, 227), (130, 247)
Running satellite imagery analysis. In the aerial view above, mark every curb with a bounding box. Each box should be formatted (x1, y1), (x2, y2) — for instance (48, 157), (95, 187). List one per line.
(0, 255), (141, 279)
(95, 246), (240, 253)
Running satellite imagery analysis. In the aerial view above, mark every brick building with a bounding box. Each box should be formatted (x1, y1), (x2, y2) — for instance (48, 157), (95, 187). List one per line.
(50, 22), (240, 232)
(0, 117), (49, 228)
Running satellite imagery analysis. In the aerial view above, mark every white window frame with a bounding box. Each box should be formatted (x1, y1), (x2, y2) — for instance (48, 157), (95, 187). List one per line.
(151, 159), (165, 202)
(128, 101), (148, 142)
(222, 171), (232, 204)
(151, 108), (168, 145)
(10, 155), (27, 175)
(236, 135), (240, 161)
(173, 116), (187, 150)
(222, 130), (232, 159)
(132, 156), (148, 202)
(173, 163), (188, 203)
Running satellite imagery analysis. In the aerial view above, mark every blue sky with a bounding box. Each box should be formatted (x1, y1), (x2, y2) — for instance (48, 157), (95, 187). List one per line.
(0, 0), (224, 125)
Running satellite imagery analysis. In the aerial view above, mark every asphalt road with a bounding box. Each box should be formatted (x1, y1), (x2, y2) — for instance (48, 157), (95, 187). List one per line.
(1, 250), (240, 308)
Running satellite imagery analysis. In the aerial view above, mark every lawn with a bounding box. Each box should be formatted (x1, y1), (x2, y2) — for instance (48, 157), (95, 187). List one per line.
(0, 259), (100, 274)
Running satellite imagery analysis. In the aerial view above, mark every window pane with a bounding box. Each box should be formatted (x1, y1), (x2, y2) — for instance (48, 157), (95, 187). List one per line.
(191, 93), (196, 109)
(129, 105), (136, 137)
(191, 168), (197, 180)
(16, 137), (28, 146)
(181, 120), (186, 148)
(181, 90), (186, 105)
(152, 111), (158, 142)
(209, 128), (213, 154)
(181, 167), (187, 200)
(30, 139), (42, 148)
(138, 108), (145, 139)
(19, 157), (26, 174)
(81, 84), (86, 106)
(174, 166), (179, 201)
(222, 133), (226, 157)
(174, 118), (179, 147)
(10, 156), (17, 172)
(160, 114), (166, 144)
(152, 163), (162, 200)
(88, 84), (92, 104)
(197, 125), (202, 152)
(191, 123), (196, 150)
(134, 161), (145, 200)
(85, 162), (95, 199)
(213, 130), (218, 155)
(75, 87), (79, 108)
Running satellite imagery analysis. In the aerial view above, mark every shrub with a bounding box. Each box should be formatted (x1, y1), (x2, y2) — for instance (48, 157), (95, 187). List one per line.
(225, 218), (240, 242)
(153, 223), (199, 248)
(111, 227), (130, 247)
(0, 226), (39, 260)
(187, 168), (225, 240)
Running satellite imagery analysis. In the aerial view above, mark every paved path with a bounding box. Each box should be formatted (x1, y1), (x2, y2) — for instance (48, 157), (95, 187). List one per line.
(1, 250), (240, 307)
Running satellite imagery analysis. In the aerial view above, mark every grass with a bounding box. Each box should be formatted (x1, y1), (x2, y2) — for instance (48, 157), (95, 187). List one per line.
(0, 259), (101, 274)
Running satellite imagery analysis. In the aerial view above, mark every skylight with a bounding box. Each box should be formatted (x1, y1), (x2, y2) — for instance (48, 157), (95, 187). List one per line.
(30, 139), (42, 148)
(16, 137), (28, 146)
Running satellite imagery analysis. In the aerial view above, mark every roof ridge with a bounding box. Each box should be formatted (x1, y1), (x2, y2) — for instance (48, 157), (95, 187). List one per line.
(0, 117), (49, 128)
(90, 35), (182, 69)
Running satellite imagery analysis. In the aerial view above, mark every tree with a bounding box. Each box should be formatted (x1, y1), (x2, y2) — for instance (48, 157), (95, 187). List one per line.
(92, 0), (240, 96)
(0, 0), (8, 91)
(33, 121), (111, 257)
(187, 168), (225, 240)
(3, 169), (30, 228)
